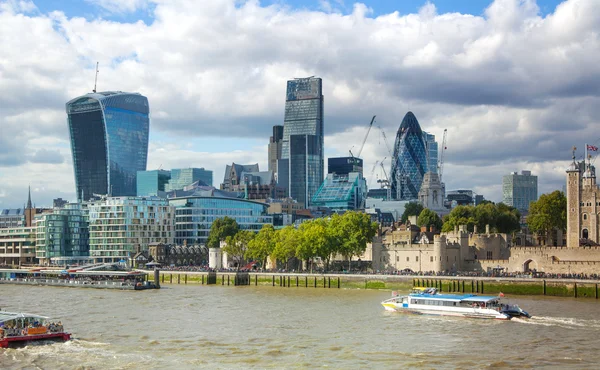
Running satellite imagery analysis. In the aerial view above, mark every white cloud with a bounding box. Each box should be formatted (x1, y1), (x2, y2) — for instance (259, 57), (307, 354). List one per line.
(0, 0), (599, 207)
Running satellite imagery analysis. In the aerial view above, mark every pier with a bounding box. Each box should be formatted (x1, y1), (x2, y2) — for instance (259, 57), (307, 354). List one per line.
(148, 271), (600, 298)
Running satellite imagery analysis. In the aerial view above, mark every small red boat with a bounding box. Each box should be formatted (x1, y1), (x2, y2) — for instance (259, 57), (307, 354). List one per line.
(0, 311), (71, 348)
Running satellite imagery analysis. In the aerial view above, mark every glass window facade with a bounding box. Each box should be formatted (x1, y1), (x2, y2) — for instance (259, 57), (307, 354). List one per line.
(166, 168), (213, 191)
(328, 157), (363, 176)
(423, 132), (438, 175)
(502, 171), (538, 213)
(391, 112), (428, 200)
(34, 204), (89, 265)
(137, 170), (171, 197)
(87, 197), (175, 263)
(281, 77), (324, 206)
(66, 92), (150, 201)
(312, 172), (367, 211)
(169, 197), (273, 246)
(289, 135), (321, 208)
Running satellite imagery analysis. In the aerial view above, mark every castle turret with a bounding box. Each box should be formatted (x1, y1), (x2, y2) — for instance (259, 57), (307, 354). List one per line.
(566, 149), (581, 248)
(433, 235), (446, 272)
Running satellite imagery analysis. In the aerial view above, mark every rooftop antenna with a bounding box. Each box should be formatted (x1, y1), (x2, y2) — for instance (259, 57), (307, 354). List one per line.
(93, 62), (99, 93)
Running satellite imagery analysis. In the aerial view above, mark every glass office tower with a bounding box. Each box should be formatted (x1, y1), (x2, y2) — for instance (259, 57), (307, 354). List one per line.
(423, 132), (438, 174)
(280, 77), (324, 206)
(66, 91), (150, 201)
(137, 170), (171, 197)
(502, 170), (538, 213)
(391, 112), (428, 200)
(165, 168), (213, 191)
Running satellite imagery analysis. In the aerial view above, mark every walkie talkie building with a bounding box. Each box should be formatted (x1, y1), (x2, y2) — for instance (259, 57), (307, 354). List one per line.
(66, 91), (150, 201)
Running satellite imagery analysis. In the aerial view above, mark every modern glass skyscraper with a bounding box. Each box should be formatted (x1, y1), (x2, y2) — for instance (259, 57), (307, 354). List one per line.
(391, 112), (428, 200)
(502, 170), (538, 213)
(137, 170), (171, 197)
(165, 168), (213, 191)
(423, 132), (438, 174)
(66, 91), (150, 201)
(280, 77), (324, 206)
(289, 134), (321, 207)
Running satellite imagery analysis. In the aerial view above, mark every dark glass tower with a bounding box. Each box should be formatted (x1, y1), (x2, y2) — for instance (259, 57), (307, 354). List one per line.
(280, 77), (324, 206)
(391, 112), (428, 200)
(66, 91), (150, 201)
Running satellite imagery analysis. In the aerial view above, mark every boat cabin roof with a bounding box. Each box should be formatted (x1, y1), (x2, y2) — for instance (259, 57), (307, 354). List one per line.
(0, 311), (49, 324)
(409, 287), (501, 303)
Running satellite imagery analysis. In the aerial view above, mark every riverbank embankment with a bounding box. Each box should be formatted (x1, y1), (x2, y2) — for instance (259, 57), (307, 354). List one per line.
(147, 271), (600, 298)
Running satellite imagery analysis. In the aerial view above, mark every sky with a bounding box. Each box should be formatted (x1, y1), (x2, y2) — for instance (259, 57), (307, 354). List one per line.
(1, 0), (599, 208)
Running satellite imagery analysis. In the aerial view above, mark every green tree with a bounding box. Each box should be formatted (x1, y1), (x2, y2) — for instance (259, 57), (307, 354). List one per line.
(272, 225), (300, 271)
(223, 230), (255, 269)
(495, 203), (521, 234)
(441, 203), (521, 233)
(417, 208), (443, 231)
(527, 191), (567, 242)
(337, 211), (379, 271)
(441, 205), (476, 232)
(245, 224), (277, 271)
(207, 217), (239, 249)
(401, 202), (424, 224)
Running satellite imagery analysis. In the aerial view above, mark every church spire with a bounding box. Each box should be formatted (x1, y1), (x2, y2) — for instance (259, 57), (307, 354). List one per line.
(26, 185), (32, 209)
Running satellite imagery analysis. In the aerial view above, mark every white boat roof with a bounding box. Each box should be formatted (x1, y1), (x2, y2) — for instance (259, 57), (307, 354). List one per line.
(0, 311), (49, 324)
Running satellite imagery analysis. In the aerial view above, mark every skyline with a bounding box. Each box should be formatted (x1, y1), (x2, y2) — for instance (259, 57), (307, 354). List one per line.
(1, 0), (599, 208)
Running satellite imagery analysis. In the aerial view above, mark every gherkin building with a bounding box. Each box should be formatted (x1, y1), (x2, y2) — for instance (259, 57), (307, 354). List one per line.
(391, 112), (428, 200)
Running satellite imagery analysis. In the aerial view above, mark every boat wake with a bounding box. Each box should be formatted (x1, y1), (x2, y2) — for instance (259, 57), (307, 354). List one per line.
(512, 315), (600, 329)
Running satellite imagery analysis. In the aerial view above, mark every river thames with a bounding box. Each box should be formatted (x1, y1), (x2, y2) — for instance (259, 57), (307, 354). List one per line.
(2, 284), (599, 369)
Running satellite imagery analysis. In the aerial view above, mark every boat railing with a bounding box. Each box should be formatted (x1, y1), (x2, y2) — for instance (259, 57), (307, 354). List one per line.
(0, 323), (64, 338)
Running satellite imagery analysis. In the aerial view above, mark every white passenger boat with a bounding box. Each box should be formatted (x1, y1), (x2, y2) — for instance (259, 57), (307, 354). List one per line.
(381, 287), (531, 320)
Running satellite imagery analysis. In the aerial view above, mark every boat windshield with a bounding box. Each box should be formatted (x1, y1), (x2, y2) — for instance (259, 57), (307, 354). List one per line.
(411, 287), (437, 295)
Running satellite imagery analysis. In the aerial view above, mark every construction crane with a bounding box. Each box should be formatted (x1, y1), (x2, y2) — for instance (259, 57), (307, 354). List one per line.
(356, 115), (376, 158)
(377, 161), (392, 201)
(438, 129), (448, 183)
(378, 125), (394, 158)
(368, 159), (380, 188)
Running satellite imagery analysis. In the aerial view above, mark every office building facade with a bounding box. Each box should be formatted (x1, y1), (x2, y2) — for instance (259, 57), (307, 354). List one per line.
(169, 196), (272, 246)
(165, 168), (213, 191)
(137, 170), (171, 197)
(391, 112), (428, 200)
(0, 227), (36, 266)
(88, 197), (175, 263)
(268, 125), (284, 177)
(280, 77), (324, 207)
(328, 157), (363, 176)
(423, 132), (438, 174)
(312, 172), (367, 211)
(34, 203), (90, 265)
(502, 170), (538, 213)
(66, 91), (150, 201)
(288, 134), (321, 208)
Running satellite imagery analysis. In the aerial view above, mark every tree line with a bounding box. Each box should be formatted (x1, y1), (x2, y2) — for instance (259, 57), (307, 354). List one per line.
(402, 190), (567, 235)
(207, 211), (379, 271)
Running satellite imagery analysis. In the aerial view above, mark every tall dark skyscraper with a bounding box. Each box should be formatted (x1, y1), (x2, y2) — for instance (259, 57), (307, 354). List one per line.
(268, 125), (284, 178)
(280, 77), (324, 207)
(391, 112), (428, 200)
(66, 91), (150, 201)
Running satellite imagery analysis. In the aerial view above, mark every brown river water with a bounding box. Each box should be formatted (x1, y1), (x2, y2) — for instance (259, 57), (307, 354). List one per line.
(1, 284), (599, 369)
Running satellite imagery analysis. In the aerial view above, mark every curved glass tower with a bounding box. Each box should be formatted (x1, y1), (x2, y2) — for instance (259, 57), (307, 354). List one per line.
(66, 91), (150, 201)
(391, 112), (428, 200)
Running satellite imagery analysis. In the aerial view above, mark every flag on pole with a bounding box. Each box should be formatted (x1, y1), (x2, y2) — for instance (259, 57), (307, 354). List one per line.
(587, 144), (598, 152)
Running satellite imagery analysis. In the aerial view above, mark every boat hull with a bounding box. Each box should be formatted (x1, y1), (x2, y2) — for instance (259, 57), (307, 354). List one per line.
(0, 332), (71, 348)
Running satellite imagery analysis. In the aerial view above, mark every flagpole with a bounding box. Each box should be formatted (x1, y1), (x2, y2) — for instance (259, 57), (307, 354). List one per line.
(585, 143), (588, 168)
